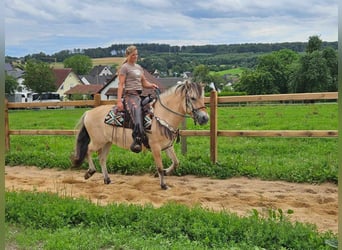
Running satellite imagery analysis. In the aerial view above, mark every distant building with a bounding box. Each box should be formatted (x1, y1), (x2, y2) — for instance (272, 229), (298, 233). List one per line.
(52, 68), (83, 99)
(80, 65), (116, 85)
(64, 84), (103, 100)
(5, 62), (31, 102)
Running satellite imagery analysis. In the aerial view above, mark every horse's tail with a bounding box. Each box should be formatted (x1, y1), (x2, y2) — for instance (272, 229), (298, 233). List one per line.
(72, 113), (90, 168)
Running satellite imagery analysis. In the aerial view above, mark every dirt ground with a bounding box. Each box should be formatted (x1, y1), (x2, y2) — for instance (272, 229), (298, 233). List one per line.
(5, 165), (338, 233)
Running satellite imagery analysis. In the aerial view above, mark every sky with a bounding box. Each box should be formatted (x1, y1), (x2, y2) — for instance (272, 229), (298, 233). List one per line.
(5, 0), (338, 57)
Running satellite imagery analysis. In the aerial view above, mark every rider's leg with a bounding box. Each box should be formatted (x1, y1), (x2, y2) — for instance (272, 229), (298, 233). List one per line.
(125, 94), (144, 153)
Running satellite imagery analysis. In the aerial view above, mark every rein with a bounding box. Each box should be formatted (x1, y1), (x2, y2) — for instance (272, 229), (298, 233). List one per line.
(154, 88), (206, 120)
(155, 88), (190, 118)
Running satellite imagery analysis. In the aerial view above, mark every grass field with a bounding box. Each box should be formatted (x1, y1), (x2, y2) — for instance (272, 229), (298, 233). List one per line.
(6, 103), (338, 183)
(51, 57), (125, 69)
(5, 103), (338, 248)
(210, 67), (245, 76)
(91, 57), (125, 66)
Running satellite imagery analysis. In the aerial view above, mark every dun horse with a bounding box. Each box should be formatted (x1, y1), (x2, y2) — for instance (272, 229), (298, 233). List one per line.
(72, 81), (209, 189)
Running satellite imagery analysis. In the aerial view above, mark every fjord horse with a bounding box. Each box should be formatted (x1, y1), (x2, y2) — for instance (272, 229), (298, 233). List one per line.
(72, 81), (209, 189)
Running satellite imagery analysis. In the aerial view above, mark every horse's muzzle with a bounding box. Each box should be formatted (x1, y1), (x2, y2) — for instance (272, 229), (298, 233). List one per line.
(194, 110), (209, 125)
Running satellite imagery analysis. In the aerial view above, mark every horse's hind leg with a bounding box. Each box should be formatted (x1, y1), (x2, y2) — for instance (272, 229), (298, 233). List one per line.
(84, 153), (96, 180)
(163, 146), (179, 176)
(98, 142), (112, 184)
(84, 142), (98, 180)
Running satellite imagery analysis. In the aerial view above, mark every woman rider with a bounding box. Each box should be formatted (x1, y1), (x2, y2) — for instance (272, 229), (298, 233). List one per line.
(116, 45), (159, 153)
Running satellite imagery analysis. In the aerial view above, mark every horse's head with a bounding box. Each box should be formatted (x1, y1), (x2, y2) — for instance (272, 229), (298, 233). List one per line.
(182, 81), (209, 125)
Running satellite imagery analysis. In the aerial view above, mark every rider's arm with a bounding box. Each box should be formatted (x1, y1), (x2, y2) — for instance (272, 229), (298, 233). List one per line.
(141, 74), (158, 89)
(117, 74), (125, 110)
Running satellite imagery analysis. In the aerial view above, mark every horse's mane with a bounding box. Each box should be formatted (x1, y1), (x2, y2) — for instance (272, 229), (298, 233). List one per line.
(159, 80), (203, 98)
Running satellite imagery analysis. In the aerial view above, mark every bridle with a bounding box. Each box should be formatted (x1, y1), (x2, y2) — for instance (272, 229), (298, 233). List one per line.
(155, 88), (206, 123)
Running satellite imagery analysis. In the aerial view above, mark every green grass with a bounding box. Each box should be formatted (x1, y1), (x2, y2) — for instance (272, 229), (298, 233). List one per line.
(5, 104), (338, 249)
(6, 104), (338, 183)
(210, 67), (245, 76)
(5, 191), (335, 249)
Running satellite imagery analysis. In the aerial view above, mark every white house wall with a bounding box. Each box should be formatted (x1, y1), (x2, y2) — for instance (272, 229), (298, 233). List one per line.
(100, 76), (119, 100)
(57, 72), (83, 98)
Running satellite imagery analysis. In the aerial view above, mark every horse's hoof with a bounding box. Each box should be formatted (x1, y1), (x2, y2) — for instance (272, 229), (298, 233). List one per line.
(161, 184), (169, 190)
(84, 169), (96, 179)
(104, 178), (111, 184)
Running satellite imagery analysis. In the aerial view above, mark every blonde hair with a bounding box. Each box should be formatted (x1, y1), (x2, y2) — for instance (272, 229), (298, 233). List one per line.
(125, 45), (137, 57)
(118, 45), (137, 73)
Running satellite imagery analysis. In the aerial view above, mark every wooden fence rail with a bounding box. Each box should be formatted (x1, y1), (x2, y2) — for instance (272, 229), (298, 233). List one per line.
(5, 92), (338, 163)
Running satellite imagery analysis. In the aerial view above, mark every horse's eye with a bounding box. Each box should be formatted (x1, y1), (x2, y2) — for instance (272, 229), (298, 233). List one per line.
(191, 97), (196, 101)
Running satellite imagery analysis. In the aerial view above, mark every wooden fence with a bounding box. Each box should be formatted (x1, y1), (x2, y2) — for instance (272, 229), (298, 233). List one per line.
(5, 92), (338, 163)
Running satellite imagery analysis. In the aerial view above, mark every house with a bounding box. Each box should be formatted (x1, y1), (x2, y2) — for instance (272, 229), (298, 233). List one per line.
(5, 62), (31, 102)
(89, 65), (115, 77)
(64, 84), (103, 100)
(80, 65), (116, 85)
(99, 69), (163, 100)
(52, 68), (83, 99)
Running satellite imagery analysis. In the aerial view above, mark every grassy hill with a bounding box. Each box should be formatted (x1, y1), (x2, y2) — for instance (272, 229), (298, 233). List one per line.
(51, 57), (125, 69)
(210, 67), (245, 77)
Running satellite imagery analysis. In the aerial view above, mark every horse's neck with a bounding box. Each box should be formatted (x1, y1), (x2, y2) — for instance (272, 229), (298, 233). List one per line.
(154, 94), (185, 127)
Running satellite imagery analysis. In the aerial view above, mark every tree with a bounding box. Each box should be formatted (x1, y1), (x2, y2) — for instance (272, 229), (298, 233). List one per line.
(289, 51), (331, 93)
(236, 69), (276, 95)
(322, 47), (338, 91)
(289, 36), (337, 93)
(5, 74), (19, 94)
(63, 54), (92, 75)
(306, 35), (322, 53)
(24, 60), (56, 95)
(192, 64), (210, 83)
(256, 49), (299, 93)
(236, 49), (299, 94)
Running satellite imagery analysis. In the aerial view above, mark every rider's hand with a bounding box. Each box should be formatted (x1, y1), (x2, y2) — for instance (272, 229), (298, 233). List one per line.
(151, 83), (159, 89)
(117, 100), (124, 111)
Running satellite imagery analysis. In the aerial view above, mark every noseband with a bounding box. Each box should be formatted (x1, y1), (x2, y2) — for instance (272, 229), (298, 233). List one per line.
(185, 94), (207, 124)
(155, 88), (206, 123)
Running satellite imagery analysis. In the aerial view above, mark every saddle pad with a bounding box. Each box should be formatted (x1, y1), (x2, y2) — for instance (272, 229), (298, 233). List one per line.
(104, 108), (124, 127)
(104, 107), (152, 130)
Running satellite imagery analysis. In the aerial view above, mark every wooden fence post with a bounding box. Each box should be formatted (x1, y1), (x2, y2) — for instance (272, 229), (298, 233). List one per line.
(94, 94), (101, 107)
(5, 99), (10, 151)
(210, 91), (218, 163)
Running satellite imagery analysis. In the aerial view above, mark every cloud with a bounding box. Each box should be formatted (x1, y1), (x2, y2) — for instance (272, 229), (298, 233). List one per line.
(5, 0), (338, 57)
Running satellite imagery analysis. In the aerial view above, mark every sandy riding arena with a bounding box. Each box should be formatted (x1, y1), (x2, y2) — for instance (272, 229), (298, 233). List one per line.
(5, 166), (337, 233)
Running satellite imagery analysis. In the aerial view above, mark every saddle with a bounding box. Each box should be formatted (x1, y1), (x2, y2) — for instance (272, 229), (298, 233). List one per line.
(104, 95), (154, 131)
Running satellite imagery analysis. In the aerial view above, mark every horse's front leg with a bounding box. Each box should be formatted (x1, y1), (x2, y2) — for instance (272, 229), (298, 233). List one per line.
(151, 148), (168, 190)
(98, 142), (112, 184)
(163, 146), (179, 176)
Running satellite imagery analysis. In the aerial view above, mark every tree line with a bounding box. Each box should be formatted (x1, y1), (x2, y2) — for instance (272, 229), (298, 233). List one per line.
(5, 35), (337, 96)
(234, 36), (337, 94)
(8, 40), (336, 62)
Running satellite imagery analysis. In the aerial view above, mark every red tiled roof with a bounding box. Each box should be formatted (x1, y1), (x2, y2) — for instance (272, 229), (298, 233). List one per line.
(53, 68), (73, 88)
(65, 84), (103, 95)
